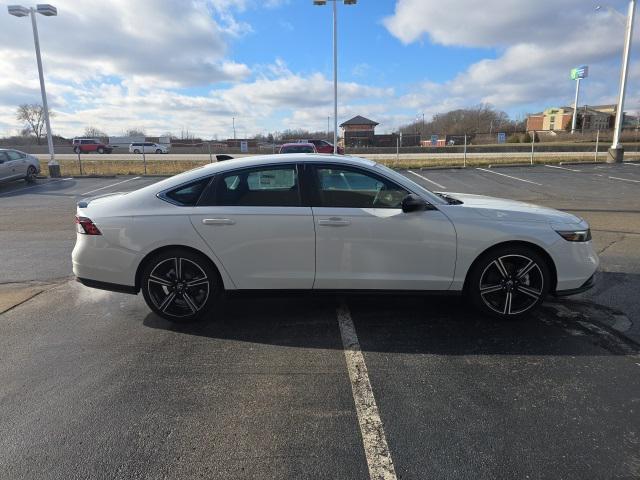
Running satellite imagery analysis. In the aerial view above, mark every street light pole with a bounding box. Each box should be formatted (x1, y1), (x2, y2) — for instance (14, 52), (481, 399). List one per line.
(609, 0), (636, 163)
(314, 0), (357, 154)
(8, 4), (59, 176)
(332, 0), (338, 154)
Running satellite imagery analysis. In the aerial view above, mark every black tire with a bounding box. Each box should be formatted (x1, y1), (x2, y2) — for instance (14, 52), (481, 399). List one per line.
(155, 149), (162, 154)
(466, 245), (550, 319)
(97, 147), (104, 154)
(73, 146), (80, 154)
(133, 149), (141, 154)
(140, 248), (221, 322)
(25, 166), (37, 183)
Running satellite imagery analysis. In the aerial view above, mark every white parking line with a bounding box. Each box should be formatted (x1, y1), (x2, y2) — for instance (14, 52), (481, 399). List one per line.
(609, 176), (640, 184)
(338, 302), (397, 480)
(407, 170), (446, 190)
(81, 176), (141, 195)
(0, 177), (73, 197)
(476, 168), (543, 186)
(545, 164), (581, 172)
(624, 162), (640, 166)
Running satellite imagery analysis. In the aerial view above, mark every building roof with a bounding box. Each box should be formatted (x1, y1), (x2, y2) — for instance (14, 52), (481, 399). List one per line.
(340, 115), (379, 127)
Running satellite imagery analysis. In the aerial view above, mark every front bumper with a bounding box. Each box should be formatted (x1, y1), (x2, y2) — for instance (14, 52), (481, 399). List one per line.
(554, 273), (596, 297)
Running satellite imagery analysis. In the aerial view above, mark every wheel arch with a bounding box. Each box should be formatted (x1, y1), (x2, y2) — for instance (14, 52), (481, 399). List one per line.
(462, 240), (558, 293)
(135, 244), (225, 291)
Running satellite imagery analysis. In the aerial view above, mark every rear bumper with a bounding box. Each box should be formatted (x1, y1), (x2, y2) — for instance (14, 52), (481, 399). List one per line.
(553, 273), (596, 297)
(76, 277), (138, 295)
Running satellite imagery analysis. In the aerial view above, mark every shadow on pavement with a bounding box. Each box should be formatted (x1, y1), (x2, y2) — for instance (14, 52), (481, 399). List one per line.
(143, 292), (638, 356)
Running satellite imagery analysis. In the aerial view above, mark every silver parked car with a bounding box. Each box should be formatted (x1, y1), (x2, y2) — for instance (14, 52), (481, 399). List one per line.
(0, 149), (40, 184)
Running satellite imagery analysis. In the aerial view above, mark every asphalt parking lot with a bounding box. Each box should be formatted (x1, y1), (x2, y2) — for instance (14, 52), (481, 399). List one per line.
(1, 163), (639, 479)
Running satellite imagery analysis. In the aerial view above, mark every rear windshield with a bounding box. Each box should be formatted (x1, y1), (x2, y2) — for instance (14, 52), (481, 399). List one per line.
(281, 145), (314, 153)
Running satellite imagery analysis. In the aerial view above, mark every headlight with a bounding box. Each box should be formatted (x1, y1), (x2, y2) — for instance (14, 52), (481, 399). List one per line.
(556, 229), (592, 242)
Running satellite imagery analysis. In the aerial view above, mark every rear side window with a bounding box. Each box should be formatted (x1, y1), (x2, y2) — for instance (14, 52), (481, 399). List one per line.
(162, 178), (210, 206)
(210, 166), (300, 207)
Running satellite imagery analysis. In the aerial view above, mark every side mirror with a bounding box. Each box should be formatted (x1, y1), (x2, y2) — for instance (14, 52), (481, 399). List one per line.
(402, 194), (430, 213)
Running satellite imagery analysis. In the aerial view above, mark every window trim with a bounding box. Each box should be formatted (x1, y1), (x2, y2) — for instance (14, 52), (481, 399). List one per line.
(199, 163), (303, 207)
(307, 163), (411, 209)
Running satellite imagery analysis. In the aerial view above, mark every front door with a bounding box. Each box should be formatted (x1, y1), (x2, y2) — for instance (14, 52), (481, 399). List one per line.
(0, 152), (11, 181)
(190, 164), (315, 289)
(310, 164), (457, 290)
(6, 151), (27, 178)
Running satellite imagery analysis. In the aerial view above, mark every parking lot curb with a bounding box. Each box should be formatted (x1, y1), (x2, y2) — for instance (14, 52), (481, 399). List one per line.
(487, 163), (536, 169)
(417, 165), (468, 171)
(559, 161), (605, 166)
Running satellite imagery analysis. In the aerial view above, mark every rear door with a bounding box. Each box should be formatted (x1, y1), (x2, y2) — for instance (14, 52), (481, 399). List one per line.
(310, 163), (457, 290)
(190, 163), (315, 289)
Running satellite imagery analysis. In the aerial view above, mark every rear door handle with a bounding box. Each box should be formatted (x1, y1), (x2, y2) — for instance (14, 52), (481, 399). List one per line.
(318, 217), (351, 227)
(202, 218), (235, 225)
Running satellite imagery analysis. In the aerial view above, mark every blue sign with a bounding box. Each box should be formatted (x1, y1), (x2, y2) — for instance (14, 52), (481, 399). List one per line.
(431, 135), (439, 146)
(571, 65), (589, 80)
(497, 132), (506, 144)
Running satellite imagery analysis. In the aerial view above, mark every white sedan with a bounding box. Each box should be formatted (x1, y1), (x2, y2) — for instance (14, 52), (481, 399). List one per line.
(72, 154), (598, 322)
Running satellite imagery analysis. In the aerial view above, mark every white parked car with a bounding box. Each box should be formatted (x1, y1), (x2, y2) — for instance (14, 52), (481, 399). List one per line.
(73, 154), (598, 322)
(129, 142), (170, 154)
(0, 149), (40, 184)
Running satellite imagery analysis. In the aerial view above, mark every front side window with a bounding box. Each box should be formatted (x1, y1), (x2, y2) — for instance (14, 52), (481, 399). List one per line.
(7, 151), (25, 160)
(0, 152), (9, 162)
(213, 166), (300, 206)
(315, 166), (408, 209)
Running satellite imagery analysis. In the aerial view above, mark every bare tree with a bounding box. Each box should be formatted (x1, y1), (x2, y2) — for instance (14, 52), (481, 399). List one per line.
(123, 128), (145, 137)
(16, 103), (54, 145)
(83, 126), (107, 139)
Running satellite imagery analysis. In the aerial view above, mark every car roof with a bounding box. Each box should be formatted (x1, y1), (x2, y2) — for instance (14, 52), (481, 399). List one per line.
(281, 142), (314, 147)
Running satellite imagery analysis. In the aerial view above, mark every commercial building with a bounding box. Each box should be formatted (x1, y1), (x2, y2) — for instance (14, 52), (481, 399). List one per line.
(526, 105), (618, 132)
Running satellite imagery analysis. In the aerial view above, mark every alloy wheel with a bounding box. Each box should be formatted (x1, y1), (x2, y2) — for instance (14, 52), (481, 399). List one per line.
(147, 257), (210, 318)
(478, 254), (544, 315)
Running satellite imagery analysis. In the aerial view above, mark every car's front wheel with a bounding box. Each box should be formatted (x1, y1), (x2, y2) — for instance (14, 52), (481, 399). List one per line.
(25, 165), (37, 183)
(140, 248), (221, 322)
(133, 149), (141, 154)
(467, 245), (550, 319)
(97, 147), (104, 154)
(155, 149), (162, 154)
(73, 146), (80, 154)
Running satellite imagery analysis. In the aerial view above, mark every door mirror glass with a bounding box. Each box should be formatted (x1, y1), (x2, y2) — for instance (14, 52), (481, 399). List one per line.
(401, 194), (429, 213)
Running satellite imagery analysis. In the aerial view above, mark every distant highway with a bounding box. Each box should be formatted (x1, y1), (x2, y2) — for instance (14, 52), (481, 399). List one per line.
(33, 151), (637, 162)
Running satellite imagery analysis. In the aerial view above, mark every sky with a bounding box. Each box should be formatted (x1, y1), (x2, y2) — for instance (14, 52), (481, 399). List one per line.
(0, 0), (638, 139)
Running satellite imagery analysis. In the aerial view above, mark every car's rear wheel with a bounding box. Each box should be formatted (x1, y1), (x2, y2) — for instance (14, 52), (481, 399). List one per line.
(97, 147), (104, 154)
(155, 149), (162, 154)
(467, 245), (550, 319)
(25, 166), (37, 183)
(73, 146), (80, 154)
(133, 149), (141, 154)
(140, 248), (221, 322)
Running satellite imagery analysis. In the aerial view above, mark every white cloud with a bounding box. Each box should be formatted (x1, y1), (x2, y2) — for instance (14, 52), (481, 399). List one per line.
(384, 0), (639, 117)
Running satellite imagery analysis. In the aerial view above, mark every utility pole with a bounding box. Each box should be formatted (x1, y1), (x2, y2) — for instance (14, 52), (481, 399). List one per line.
(609, 0), (636, 163)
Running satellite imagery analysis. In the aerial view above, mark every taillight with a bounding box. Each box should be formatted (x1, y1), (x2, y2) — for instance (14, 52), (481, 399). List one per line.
(75, 216), (102, 235)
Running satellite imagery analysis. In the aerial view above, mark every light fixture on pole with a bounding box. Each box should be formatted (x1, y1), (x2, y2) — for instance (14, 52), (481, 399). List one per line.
(313, 0), (357, 154)
(570, 65), (588, 134)
(605, 0), (636, 163)
(8, 3), (59, 177)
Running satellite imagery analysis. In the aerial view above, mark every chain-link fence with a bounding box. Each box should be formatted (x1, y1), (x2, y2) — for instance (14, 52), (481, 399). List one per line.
(4, 127), (640, 176)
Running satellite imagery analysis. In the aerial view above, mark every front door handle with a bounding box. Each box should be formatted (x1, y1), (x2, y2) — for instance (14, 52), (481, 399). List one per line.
(318, 217), (351, 227)
(202, 218), (235, 225)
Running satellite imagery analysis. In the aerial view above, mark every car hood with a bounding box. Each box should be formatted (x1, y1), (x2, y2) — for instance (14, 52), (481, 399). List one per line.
(439, 192), (583, 225)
